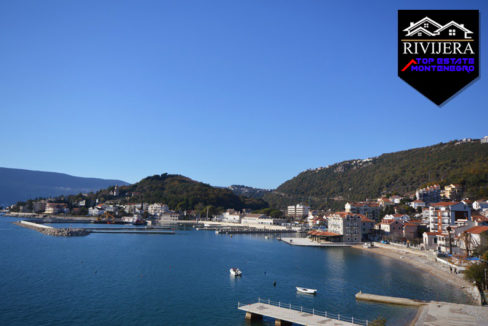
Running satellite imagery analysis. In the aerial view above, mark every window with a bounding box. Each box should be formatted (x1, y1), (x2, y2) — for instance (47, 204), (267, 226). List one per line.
(418, 32), (422, 36)
(423, 23), (429, 28)
(449, 29), (456, 36)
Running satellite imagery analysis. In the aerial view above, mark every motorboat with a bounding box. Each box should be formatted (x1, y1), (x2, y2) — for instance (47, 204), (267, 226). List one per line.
(363, 242), (374, 248)
(296, 287), (317, 295)
(230, 268), (242, 276)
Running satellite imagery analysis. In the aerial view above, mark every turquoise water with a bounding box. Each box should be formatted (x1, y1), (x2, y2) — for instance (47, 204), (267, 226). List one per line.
(0, 216), (469, 325)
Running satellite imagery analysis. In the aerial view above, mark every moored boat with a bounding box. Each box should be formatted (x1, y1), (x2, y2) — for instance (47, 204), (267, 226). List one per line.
(296, 287), (317, 295)
(230, 267), (242, 276)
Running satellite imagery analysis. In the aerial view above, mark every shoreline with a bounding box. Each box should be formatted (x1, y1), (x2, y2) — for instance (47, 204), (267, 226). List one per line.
(351, 243), (478, 305)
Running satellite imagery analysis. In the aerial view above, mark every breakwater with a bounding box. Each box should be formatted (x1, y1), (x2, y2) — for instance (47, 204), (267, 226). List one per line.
(15, 221), (89, 237)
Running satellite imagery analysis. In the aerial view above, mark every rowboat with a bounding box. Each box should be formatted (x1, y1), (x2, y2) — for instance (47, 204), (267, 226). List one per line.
(230, 268), (242, 276)
(296, 287), (317, 294)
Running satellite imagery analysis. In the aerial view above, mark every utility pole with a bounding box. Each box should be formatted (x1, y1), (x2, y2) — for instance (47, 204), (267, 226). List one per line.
(447, 225), (452, 255)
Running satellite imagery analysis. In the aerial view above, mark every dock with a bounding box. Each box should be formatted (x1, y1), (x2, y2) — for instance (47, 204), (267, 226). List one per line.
(280, 237), (355, 247)
(355, 291), (425, 306)
(89, 229), (175, 234)
(238, 298), (368, 326)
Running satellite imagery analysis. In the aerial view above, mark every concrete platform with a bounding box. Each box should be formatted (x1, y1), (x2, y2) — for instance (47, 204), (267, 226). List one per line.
(414, 301), (488, 326)
(238, 301), (366, 325)
(281, 237), (353, 247)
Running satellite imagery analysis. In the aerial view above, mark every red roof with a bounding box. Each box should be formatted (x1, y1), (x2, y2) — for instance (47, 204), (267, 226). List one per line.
(425, 232), (443, 236)
(472, 214), (488, 222)
(431, 201), (459, 207)
(465, 226), (488, 234)
(308, 230), (341, 237)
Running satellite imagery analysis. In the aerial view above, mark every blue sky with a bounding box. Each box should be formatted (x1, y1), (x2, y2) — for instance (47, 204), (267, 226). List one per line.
(0, 0), (486, 189)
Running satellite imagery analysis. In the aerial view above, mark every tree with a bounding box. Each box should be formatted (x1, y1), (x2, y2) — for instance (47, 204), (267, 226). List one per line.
(464, 262), (487, 291)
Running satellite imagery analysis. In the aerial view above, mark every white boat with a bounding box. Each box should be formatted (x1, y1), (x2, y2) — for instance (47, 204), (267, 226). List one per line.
(230, 268), (242, 276)
(363, 242), (374, 248)
(296, 287), (317, 295)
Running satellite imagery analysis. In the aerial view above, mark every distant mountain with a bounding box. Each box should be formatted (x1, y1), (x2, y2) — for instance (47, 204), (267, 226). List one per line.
(228, 185), (271, 199)
(264, 140), (488, 209)
(0, 167), (129, 206)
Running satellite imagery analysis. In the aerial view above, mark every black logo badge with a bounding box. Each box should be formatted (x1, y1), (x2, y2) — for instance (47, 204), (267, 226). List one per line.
(398, 10), (479, 105)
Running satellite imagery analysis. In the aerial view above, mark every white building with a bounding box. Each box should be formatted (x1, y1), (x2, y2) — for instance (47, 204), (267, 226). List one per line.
(383, 214), (410, 222)
(219, 209), (243, 223)
(345, 202), (380, 220)
(327, 212), (361, 243)
(148, 203), (169, 216)
(480, 136), (488, 144)
(416, 184), (441, 204)
(472, 200), (488, 211)
(159, 212), (181, 221)
(241, 213), (267, 225)
(287, 204), (310, 218)
(410, 200), (426, 209)
(428, 201), (471, 233)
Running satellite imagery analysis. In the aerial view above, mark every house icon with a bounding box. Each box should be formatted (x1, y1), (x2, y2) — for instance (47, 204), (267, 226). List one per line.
(403, 17), (473, 39)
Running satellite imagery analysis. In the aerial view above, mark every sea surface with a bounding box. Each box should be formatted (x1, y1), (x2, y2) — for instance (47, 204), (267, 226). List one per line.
(0, 216), (470, 326)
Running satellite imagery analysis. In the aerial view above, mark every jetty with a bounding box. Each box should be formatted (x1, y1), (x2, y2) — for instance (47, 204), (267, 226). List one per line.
(355, 291), (425, 306)
(238, 298), (368, 326)
(14, 221), (174, 236)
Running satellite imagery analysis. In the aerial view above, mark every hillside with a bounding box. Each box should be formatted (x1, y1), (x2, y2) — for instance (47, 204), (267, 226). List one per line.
(264, 140), (488, 209)
(228, 185), (271, 199)
(117, 174), (268, 211)
(0, 167), (129, 206)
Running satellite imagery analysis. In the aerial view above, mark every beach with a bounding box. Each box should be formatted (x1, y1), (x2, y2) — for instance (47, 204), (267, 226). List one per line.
(352, 243), (480, 305)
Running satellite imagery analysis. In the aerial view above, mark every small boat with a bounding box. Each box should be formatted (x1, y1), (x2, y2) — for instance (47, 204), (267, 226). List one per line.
(363, 242), (374, 248)
(296, 287), (317, 295)
(230, 268), (242, 276)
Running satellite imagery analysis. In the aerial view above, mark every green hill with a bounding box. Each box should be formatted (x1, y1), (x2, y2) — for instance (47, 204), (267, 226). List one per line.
(118, 174), (267, 211)
(264, 140), (488, 209)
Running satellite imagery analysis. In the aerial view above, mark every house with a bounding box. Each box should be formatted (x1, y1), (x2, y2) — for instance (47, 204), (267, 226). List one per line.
(345, 202), (380, 220)
(390, 195), (403, 204)
(327, 212), (361, 243)
(44, 203), (69, 215)
(384, 214), (410, 222)
(159, 212), (182, 221)
(241, 213), (267, 225)
(416, 184), (441, 204)
(481, 136), (488, 144)
(458, 226), (488, 255)
(403, 222), (419, 241)
(377, 197), (393, 207)
(435, 21), (473, 39)
(428, 201), (471, 233)
(33, 201), (47, 213)
(472, 213), (488, 226)
(403, 17), (443, 37)
(423, 232), (442, 250)
(410, 200), (426, 209)
(219, 209), (243, 223)
(148, 203), (169, 216)
(359, 214), (375, 241)
(88, 204), (106, 216)
(473, 200), (488, 211)
(442, 184), (463, 201)
(379, 219), (404, 240)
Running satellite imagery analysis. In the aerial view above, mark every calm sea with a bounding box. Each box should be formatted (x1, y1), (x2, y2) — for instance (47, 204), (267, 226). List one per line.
(0, 216), (469, 325)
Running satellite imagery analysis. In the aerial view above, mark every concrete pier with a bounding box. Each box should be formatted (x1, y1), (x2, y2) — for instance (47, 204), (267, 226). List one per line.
(355, 291), (425, 306)
(238, 299), (366, 325)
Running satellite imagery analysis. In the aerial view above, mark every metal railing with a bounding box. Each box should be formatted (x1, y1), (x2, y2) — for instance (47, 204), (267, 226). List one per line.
(238, 298), (369, 325)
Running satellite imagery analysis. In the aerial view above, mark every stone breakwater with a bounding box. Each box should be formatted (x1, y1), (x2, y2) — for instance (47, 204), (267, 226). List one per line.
(14, 221), (89, 237)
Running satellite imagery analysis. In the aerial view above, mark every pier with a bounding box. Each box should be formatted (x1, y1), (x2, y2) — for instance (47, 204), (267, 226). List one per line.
(355, 291), (425, 306)
(238, 298), (368, 326)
